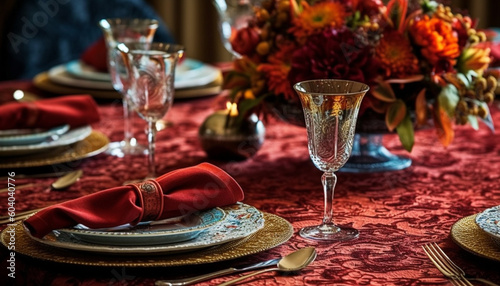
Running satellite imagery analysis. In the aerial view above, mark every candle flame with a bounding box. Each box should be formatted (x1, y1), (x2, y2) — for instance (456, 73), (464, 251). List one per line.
(226, 102), (238, 117)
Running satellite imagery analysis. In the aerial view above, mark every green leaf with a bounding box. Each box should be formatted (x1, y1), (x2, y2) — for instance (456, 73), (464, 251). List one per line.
(437, 84), (459, 118)
(234, 95), (268, 125)
(372, 81), (396, 103)
(467, 114), (479, 130)
(396, 112), (414, 152)
(456, 73), (470, 87)
(385, 99), (407, 132)
(223, 71), (250, 90)
(477, 102), (495, 132)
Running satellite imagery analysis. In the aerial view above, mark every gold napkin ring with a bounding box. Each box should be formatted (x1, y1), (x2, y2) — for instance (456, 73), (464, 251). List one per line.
(129, 180), (164, 222)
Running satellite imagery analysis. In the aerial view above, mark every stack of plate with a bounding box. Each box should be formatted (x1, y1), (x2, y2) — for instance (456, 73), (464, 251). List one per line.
(0, 124), (109, 168)
(475, 205), (500, 247)
(2, 202), (294, 267)
(33, 59), (222, 99)
(451, 205), (500, 262)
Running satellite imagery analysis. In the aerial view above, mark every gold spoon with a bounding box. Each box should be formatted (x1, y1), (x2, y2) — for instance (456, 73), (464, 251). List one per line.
(0, 169), (83, 193)
(50, 169), (83, 190)
(218, 247), (317, 286)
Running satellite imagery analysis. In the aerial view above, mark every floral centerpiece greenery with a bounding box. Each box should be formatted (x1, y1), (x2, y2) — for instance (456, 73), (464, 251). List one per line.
(223, 0), (497, 151)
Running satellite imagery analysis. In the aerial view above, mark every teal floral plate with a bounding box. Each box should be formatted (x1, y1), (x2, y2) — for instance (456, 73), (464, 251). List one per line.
(28, 203), (265, 254)
(58, 207), (227, 246)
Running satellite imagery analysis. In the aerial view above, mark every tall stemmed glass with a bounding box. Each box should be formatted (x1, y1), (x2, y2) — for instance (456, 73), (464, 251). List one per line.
(293, 79), (369, 241)
(212, 0), (262, 58)
(118, 42), (184, 179)
(99, 18), (158, 157)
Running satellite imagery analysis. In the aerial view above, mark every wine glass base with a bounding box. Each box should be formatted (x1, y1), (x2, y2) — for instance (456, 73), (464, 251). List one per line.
(106, 141), (148, 158)
(299, 224), (359, 241)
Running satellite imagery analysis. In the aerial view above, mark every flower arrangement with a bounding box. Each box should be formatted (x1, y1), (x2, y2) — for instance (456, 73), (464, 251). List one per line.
(223, 0), (497, 151)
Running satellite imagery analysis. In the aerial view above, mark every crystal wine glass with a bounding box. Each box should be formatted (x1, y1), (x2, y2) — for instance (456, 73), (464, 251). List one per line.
(99, 18), (158, 157)
(212, 0), (261, 58)
(293, 79), (369, 241)
(118, 42), (184, 179)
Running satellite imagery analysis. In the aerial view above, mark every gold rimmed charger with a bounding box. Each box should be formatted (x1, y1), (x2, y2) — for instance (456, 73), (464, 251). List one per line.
(0, 213), (293, 267)
(450, 214), (500, 262)
(0, 131), (109, 168)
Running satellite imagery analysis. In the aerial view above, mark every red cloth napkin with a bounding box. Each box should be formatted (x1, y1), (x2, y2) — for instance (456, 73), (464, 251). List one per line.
(0, 95), (100, 130)
(81, 37), (108, 72)
(24, 163), (244, 238)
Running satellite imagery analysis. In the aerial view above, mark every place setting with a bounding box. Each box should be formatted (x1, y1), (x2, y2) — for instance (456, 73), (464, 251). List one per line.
(0, 163), (294, 269)
(0, 95), (109, 169)
(32, 27), (223, 101)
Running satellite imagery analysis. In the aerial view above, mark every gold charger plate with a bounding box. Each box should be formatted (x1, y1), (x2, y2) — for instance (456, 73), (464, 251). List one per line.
(0, 131), (109, 168)
(33, 72), (222, 100)
(0, 213), (293, 267)
(450, 214), (500, 262)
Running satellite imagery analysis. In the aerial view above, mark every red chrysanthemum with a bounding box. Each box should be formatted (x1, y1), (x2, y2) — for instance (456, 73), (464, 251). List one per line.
(257, 42), (296, 99)
(288, 27), (378, 87)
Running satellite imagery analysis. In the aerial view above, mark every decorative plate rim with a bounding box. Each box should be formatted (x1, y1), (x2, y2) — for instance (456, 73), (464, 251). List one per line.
(58, 207), (226, 243)
(474, 205), (500, 241)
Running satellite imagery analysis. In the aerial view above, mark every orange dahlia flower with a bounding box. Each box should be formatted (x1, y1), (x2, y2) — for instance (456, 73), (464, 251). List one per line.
(409, 15), (460, 66)
(375, 31), (419, 78)
(289, 1), (347, 40)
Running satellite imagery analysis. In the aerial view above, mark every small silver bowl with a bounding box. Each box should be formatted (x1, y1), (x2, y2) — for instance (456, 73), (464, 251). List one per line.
(199, 112), (265, 161)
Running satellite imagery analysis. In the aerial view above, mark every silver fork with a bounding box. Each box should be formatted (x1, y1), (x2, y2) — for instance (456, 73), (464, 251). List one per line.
(422, 242), (499, 286)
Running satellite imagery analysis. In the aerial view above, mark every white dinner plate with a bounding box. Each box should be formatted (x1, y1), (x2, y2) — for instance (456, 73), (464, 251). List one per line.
(475, 205), (500, 244)
(0, 124), (69, 146)
(55, 58), (221, 90)
(0, 125), (92, 156)
(28, 203), (265, 255)
(59, 207), (226, 246)
(66, 60), (111, 82)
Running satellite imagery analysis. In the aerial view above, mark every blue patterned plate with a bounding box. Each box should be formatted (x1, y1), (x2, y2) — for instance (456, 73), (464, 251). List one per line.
(58, 207), (227, 246)
(28, 203), (265, 254)
(475, 205), (500, 245)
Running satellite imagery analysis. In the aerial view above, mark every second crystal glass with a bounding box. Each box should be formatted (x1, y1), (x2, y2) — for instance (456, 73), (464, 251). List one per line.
(118, 42), (184, 179)
(99, 18), (158, 157)
(294, 79), (369, 241)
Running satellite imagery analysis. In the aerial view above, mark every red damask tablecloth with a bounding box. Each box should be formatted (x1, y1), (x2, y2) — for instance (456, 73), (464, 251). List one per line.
(0, 85), (500, 285)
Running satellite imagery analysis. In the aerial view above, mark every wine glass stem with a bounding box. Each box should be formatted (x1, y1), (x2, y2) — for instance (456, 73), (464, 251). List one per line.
(146, 121), (157, 178)
(122, 98), (133, 145)
(321, 171), (337, 226)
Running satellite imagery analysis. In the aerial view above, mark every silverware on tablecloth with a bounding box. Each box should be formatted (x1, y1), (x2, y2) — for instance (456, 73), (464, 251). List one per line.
(0, 169), (83, 193)
(422, 242), (499, 286)
(154, 258), (281, 286)
(218, 247), (317, 286)
(0, 207), (45, 224)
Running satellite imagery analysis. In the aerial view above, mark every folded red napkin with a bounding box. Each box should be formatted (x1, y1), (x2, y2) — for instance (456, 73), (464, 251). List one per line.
(0, 95), (100, 130)
(24, 163), (244, 238)
(81, 36), (108, 72)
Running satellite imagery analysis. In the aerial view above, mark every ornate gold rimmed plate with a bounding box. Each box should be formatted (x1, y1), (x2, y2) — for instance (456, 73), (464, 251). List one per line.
(0, 130), (109, 168)
(0, 212), (293, 267)
(450, 214), (500, 262)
